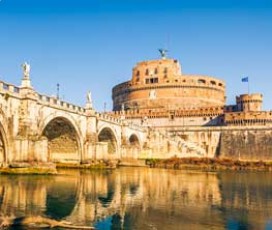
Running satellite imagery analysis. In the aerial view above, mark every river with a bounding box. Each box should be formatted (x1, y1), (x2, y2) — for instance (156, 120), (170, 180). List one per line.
(0, 167), (272, 229)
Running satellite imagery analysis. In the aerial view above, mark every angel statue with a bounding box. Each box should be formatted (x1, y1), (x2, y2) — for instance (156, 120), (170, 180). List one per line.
(22, 62), (30, 79)
(86, 91), (93, 108)
(158, 48), (168, 59)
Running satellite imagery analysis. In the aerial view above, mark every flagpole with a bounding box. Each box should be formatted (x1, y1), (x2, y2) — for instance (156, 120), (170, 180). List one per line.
(248, 79), (250, 95)
(247, 77), (250, 111)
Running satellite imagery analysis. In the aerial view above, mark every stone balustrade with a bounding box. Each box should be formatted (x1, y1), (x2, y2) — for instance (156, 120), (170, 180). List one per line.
(0, 81), (20, 95)
(37, 93), (86, 114)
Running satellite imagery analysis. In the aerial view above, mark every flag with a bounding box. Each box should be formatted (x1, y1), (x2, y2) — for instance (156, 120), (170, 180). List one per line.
(242, 77), (249, 82)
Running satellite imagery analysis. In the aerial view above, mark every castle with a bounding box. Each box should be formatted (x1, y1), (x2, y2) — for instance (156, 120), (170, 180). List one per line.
(111, 51), (271, 128)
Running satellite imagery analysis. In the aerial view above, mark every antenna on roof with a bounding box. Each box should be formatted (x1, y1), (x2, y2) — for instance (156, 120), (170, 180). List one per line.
(158, 48), (168, 60)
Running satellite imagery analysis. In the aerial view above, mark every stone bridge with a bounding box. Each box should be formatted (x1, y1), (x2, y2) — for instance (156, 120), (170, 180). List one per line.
(0, 74), (147, 166)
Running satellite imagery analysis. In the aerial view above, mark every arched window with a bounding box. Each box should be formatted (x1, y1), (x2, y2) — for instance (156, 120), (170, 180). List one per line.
(198, 79), (206, 84)
(145, 69), (149, 75)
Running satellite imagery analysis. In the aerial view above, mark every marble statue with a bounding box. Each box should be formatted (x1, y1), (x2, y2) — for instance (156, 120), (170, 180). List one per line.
(86, 91), (93, 108)
(22, 62), (30, 79)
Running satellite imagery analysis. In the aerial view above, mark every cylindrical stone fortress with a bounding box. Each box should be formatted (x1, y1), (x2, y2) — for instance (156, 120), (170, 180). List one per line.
(112, 58), (226, 111)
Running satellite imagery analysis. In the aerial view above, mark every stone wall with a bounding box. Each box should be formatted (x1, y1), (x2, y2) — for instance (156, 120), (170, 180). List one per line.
(219, 129), (272, 161)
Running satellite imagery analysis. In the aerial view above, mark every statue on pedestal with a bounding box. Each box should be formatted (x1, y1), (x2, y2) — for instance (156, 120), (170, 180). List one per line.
(22, 62), (30, 79)
(20, 62), (32, 88)
(158, 48), (168, 60)
(86, 91), (93, 109)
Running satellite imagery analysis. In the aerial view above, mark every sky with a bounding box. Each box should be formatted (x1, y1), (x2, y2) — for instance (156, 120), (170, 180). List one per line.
(0, 0), (272, 111)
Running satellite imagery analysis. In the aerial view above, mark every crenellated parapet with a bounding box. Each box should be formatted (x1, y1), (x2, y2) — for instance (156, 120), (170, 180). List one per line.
(236, 93), (263, 112)
(108, 106), (224, 119)
(224, 111), (272, 126)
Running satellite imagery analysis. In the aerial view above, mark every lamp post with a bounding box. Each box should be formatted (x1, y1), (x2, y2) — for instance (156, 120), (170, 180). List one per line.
(57, 83), (60, 100)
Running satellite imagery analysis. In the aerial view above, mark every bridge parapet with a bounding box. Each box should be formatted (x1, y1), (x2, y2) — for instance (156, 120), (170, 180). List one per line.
(0, 81), (21, 96)
(96, 112), (122, 124)
(37, 94), (86, 114)
(0, 73), (154, 167)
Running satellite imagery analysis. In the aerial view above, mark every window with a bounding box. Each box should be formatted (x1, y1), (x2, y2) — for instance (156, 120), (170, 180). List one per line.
(150, 78), (158, 84)
(145, 69), (149, 75)
(136, 70), (140, 76)
(164, 68), (168, 73)
(198, 79), (206, 84)
(155, 68), (158, 74)
(146, 78), (158, 84)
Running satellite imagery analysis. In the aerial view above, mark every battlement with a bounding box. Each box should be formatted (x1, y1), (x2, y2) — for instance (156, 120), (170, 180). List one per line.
(236, 93), (263, 112)
(109, 106), (224, 119)
(224, 111), (272, 126)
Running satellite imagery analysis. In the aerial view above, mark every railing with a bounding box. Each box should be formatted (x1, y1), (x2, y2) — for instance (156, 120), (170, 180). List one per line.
(96, 112), (122, 124)
(0, 81), (20, 95)
(37, 93), (86, 113)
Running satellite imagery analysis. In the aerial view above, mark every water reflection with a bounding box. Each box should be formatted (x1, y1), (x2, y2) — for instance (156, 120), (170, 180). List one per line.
(0, 169), (272, 229)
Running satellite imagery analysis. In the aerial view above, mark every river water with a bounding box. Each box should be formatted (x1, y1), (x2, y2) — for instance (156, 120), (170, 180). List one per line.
(1, 167), (272, 230)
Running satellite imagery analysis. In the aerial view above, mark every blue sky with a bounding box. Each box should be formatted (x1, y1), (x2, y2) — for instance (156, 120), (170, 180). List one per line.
(1, 0), (272, 111)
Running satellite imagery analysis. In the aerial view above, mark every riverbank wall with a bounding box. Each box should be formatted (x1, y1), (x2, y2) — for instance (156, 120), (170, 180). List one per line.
(135, 126), (272, 162)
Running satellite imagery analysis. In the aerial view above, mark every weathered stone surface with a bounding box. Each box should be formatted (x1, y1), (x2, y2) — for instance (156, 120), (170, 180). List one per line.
(220, 129), (272, 161)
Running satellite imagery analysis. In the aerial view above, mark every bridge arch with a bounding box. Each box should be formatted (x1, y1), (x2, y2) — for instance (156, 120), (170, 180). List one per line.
(0, 122), (8, 166)
(40, 114), (83, 163)
(128, 133), (141, 147)
(0, 108), (9, 166)
(98, 126), (118, 155)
